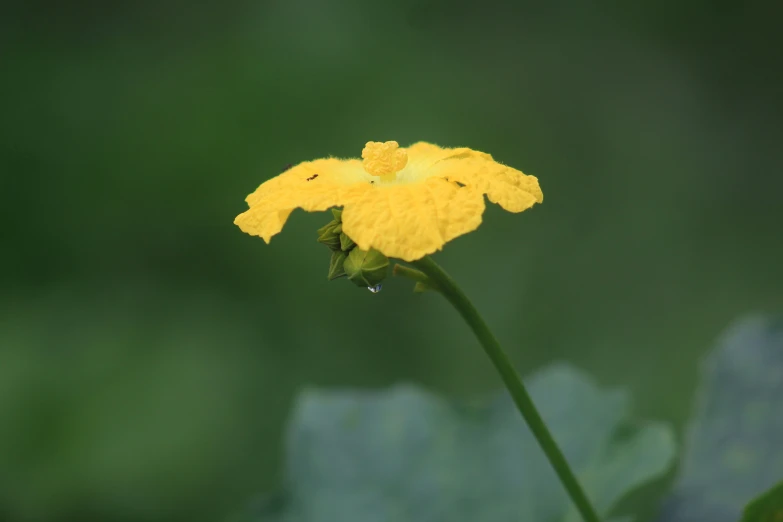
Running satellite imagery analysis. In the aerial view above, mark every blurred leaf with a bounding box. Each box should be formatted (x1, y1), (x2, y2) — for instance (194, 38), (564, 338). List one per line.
(740, 480), (783, 522)
(254, 364), (675, 522)
(227, 491), (290, 522)
(656, 316), (783, 522)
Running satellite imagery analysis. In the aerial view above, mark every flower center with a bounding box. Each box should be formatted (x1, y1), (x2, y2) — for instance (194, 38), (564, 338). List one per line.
(361, 141), (408, 182)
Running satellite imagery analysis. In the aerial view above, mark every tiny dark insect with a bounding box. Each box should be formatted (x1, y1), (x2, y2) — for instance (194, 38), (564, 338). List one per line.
(282, 163), (293, 171)
(306, 173), (319, 181)
(370, 180), (375, 184)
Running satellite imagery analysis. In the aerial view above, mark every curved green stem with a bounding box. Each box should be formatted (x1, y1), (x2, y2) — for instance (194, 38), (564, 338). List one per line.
(410, 255), (602, 522)
(392, 264), (430, 284)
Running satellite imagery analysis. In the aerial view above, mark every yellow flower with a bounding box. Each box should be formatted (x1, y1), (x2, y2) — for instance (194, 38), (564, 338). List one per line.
(234, 141), (543, 262)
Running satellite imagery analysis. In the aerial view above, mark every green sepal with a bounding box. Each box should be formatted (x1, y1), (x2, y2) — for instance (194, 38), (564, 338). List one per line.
(413, 281), (435, 293)
(340, 232), (355, 252)
(333, 223), (343, 234)
(343, 248), (389, 288)
(331, 208), (343, 222)
(327, 250), (348, 280)
(316, 221), (334, 237)
(316, 222), (342, 251)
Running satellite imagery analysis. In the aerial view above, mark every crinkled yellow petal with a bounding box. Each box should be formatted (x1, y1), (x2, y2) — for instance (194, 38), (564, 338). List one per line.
(234, 158), (370, 243)
(401, 142), (479, 176)
(429, 152), (543, 213)
(234, 142), (543, 256)
(403, 142), (541, 212)
(340, 177), (486, 262)
(244, 158), (368, 208)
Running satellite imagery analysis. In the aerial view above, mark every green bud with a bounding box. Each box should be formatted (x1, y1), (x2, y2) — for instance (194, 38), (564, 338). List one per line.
(331, 208), (343, 222)
(327, 250), (348, 280)
(339, 232), (355, 251)
(316, 222), (342, 251)
(316, 221), (334, 237)
(343, 248), (389, 288)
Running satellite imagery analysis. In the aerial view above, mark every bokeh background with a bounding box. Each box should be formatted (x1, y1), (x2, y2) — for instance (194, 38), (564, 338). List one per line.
(2, 1), (782, 521)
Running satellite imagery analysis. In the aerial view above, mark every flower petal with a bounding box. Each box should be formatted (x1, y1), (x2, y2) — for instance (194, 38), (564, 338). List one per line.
(235, 158), (370, 243)
(402, 142), (474, 172)
(432, 154), (543, 213)
(244, 158), (368, 208)
(341, 177), (486, 262)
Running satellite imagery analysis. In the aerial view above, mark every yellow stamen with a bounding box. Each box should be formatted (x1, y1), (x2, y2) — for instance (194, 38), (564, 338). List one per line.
(361, 141), (408, 182)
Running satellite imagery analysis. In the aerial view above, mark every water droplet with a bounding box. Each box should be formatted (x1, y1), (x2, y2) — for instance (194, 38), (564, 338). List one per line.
(368, 284), (383, 293)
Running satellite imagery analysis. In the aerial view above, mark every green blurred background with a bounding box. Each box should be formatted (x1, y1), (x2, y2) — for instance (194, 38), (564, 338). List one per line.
(2, 1), (782, 521)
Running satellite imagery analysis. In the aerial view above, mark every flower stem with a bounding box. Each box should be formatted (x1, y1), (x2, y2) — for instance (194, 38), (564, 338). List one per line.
(392, 264), (430, 284)
(410, 255), (602, 522)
